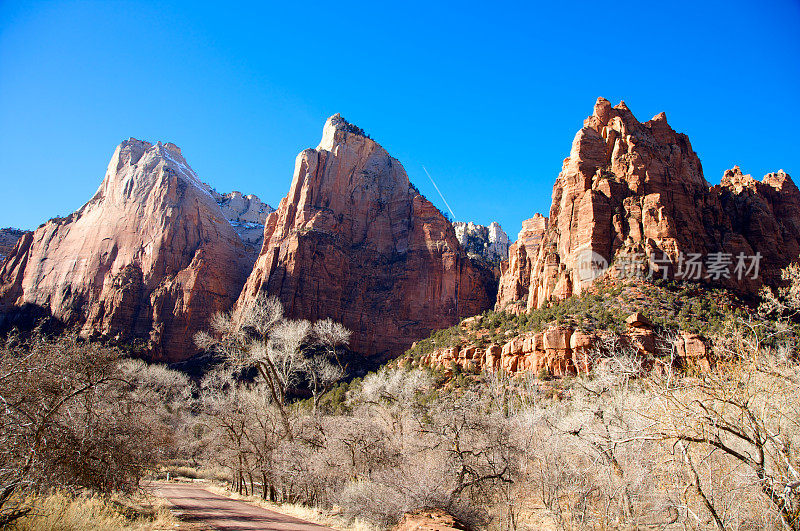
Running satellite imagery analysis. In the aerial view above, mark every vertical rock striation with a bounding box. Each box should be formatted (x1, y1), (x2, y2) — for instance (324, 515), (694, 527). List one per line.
(237, 114), (496, 360)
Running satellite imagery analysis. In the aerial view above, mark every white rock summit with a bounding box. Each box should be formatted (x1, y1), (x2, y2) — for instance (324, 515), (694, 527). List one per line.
(210, 190), (275, 252)
(453, 221), (510, 263)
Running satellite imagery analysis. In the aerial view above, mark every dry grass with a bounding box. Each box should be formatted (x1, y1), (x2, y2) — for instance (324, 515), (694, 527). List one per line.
(155, 465), (230, 483)
(203, 483), (380, 531)
(7, 491), (178, 531)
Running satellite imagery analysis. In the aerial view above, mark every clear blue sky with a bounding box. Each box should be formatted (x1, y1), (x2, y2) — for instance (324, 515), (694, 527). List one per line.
(1, 1), (798, 236)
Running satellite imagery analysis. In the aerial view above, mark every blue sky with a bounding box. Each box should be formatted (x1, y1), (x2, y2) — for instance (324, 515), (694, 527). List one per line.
(1, 1), (798, 236)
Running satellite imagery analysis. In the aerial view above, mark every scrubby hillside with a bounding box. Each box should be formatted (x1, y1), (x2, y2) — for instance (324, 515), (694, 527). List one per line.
(403, 276), (761, 379)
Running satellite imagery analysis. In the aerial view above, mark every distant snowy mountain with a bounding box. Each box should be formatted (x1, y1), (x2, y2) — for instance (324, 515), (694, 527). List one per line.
(453, 221), (509, 263)
(0, 228), (25, 263)
(209, 190), (275, 253)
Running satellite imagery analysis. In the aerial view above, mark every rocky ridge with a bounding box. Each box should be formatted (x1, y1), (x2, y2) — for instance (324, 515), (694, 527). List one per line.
(0, 228), (26, 263)
(496, 98), (800, 313)
(403, 276), (729, 379)
(418, 314), (710, 378)
(236, 114), (497, 360)
(0, 139), (254, 361)
(210, 190), (275, 253)
(453, 221), (509, 263)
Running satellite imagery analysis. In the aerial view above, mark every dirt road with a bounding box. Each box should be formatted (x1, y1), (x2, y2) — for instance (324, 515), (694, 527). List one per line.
(151, 482), (337, 531)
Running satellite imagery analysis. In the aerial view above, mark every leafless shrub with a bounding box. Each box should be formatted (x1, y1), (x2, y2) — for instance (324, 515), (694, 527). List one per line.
(196, 295), (351, 430)
(0, 334), (179, 525)
(308, 319), (350, 413)
(648, 343), (800, 529)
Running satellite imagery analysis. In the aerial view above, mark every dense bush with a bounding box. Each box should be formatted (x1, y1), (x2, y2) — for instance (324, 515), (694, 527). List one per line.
(0, 334), (186, 525)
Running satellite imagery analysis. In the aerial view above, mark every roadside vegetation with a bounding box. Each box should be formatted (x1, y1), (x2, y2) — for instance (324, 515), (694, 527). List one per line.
(0, 334), (189, 528)
(4, 492), (176, 531)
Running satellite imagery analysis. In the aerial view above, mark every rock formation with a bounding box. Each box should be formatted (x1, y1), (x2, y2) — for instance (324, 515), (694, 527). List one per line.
(0, 228), (25, 263)
(419, 313), (711, 377)
(237, 114), (496, 360)
(211, 190), (275, 253)
(713, 166), (800, 286)
(0, 139), (254, 361)
(496, 215), (547, 309)
(497, 98), (800, 312)
(453, 221), (509, 263)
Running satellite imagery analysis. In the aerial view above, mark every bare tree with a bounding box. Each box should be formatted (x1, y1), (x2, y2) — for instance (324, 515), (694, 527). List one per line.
(306, 318), (350, 413)
(269, 318), (312, 405)
(0, 334), (177, 525)
(195, 294), (294, 434)
(306, 355), (344, 414)
(199, 368), (256, 495)
(196, 295), (353, 438)
(313, 318), (351, 365)
(760, 258), (800, 320)
(648, 336), (800, 529)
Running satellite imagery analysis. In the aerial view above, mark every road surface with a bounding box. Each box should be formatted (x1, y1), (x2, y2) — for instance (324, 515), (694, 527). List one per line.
(151, 481), (336, 531)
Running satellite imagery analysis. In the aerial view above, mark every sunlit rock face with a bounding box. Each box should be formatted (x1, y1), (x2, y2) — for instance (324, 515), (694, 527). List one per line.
(453, 221), (510, 263)
(0, 139), (254, 361)
(237, 114), (496, 360)
(497, 98), (800, 313)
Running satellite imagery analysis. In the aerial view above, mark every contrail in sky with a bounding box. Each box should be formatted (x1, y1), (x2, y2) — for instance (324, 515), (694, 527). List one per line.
(422, 166), (456, 221)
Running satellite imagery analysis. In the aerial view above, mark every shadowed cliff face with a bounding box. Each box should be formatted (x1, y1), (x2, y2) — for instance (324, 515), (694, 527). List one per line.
(237, 114), (496, 360)
(0, 228), (25, 262)
(0, 139), (254, 361)
(498, 98), (800, 313)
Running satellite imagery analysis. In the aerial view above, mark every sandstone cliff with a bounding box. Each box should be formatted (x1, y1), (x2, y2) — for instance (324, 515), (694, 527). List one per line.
(0, 139), (254, 361)
(453, 221), (509, 263)
(237, 114), (496, 360)
(497, 98), (800, 312)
